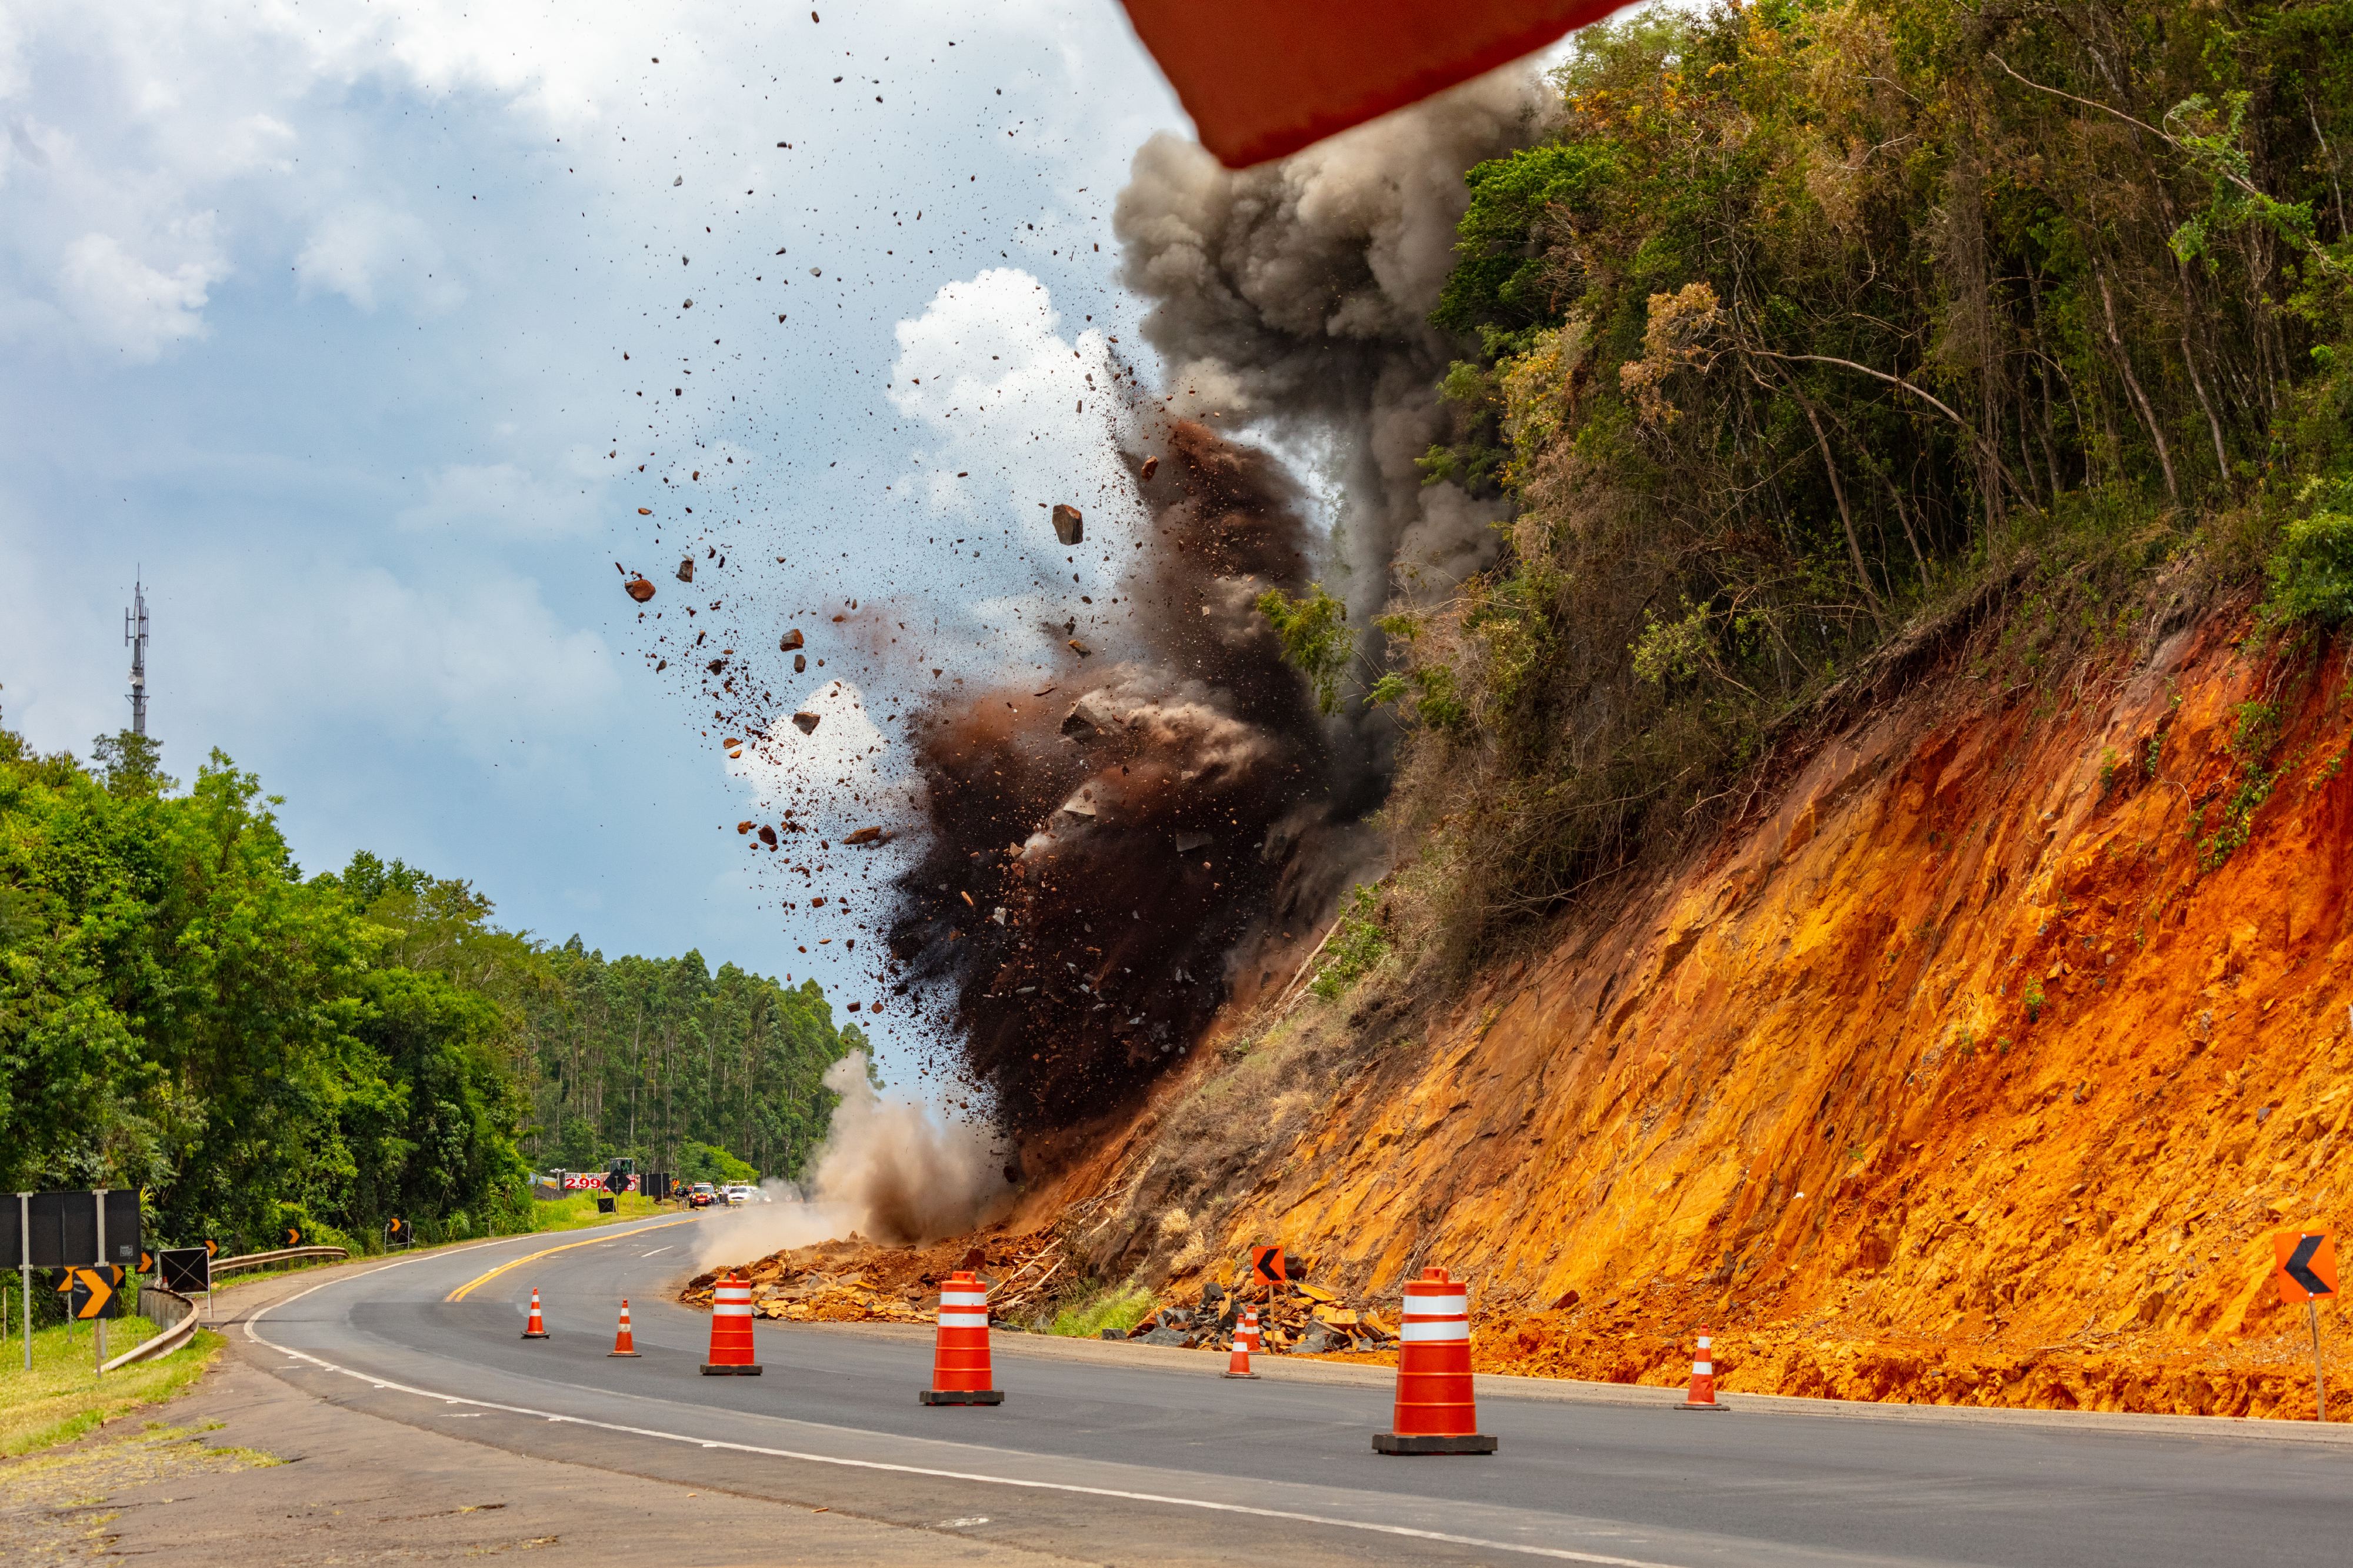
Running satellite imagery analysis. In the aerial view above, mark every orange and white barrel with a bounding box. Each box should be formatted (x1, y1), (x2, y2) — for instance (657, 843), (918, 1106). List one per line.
(1372, 1267), (1494, 1454)
(1677, 1325), (1724, 1410)
(699, 1273), (762, 1375)
(919, 1269), (1003, 1406)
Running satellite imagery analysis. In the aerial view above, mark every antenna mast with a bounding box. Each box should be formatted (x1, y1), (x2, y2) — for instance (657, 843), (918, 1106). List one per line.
(124, 579), (150, 736)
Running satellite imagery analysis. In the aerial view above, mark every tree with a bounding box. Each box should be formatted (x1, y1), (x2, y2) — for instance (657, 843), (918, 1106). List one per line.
(89, 729), (177, 799)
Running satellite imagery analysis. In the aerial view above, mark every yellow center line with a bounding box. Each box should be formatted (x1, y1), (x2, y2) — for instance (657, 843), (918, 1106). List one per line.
(445, 1215), (700, 1303)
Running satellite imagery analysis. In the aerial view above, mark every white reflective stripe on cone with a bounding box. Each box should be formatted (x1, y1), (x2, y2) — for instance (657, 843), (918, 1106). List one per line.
(936, 1312), (989, 1329)
(1398, 1320), (1469, 1342)
(1694, 1362), (1712, 1374)
(941, 1292), (988, 1307)
(1697, 1336), (1712, 1350)
(1402, 1292), (1468, 1317)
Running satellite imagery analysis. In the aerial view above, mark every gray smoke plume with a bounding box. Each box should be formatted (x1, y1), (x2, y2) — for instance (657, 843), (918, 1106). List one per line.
(691, 1052), (1011, 1266)
(1114, 67), (1553, 648)
(879, 72), (1554, 1141)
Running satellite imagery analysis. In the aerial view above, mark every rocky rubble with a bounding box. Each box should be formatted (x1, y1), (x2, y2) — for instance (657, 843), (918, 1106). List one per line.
(1117, 1275), (1399, 1354)
(682, 1230), (1066, 1324)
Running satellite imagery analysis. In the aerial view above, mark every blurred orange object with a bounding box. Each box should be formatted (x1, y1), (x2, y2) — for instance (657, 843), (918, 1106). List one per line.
(1120, 0), (1628, 166)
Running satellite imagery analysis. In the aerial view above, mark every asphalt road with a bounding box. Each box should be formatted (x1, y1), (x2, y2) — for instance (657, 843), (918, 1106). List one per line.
(234, 1216), (2351, 1566)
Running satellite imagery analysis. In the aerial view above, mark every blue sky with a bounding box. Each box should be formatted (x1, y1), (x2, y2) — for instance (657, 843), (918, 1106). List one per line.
(0, 1), (1193, 1077)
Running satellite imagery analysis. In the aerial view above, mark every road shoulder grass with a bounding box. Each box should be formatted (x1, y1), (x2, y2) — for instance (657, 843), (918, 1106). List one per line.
(0, 1317), (225, 1458)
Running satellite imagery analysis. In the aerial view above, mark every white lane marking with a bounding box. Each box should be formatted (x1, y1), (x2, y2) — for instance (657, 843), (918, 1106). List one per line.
(941, 1516), (991, 1528)
(642, 1247), (672, 1257)
(245, 1271), (1685, 1567)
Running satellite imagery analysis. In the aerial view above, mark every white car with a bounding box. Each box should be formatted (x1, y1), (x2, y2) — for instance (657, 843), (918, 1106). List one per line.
(722, 1184), (754, 1206)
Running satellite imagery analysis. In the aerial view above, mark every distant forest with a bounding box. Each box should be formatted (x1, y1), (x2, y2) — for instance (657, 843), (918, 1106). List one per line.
(0, 719), (861, 1250)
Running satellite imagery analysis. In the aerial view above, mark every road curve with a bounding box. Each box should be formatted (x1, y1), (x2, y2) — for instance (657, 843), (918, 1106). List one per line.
(232, 1216), (2347, 1567)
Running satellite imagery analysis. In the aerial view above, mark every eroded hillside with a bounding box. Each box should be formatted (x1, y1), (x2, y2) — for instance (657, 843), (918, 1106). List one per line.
(1077, 606), (2353, 1417)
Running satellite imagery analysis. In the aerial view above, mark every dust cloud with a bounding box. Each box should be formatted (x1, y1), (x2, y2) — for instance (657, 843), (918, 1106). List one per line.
(691, 1052), (1011, 1267)
(882, 72), (1552, 1133)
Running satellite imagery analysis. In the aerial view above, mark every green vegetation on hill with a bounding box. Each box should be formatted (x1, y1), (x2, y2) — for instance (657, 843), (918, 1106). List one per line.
(0, 719), (859, 1256)
(1352, 0), (2353, 966)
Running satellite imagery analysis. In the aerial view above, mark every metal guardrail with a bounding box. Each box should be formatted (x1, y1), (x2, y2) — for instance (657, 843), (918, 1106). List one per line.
(102, 1286), (198, 1372)
(209, 1245), (350, 1277)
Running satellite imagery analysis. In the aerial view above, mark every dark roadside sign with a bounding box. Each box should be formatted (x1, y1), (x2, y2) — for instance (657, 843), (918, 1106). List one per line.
(9, 1190), (141, 1269)
(159, 1246), (211, 1295)
(60, 1265), (125, 1320)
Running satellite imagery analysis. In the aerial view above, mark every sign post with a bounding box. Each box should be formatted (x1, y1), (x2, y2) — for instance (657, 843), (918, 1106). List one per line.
(15, 1192), (28, 1372)
(2274, 1230), (2338, 1422)
(94, 1187), (106, 1371)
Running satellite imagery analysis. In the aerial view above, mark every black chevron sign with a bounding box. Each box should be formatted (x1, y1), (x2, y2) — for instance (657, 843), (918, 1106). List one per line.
(2275, 1230), (2338, 1302)
(2287, 1236), (2332, 1296)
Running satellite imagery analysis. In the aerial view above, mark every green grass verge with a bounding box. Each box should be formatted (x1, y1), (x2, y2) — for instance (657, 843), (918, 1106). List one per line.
(519, 1192), (672, 1233)
(1047, 1285), (1155, 1339)
(0, 1316), (224, 1458)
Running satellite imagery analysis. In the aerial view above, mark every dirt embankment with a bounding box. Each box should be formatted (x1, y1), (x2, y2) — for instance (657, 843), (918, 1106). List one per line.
(1074, 606), (2353, 1418)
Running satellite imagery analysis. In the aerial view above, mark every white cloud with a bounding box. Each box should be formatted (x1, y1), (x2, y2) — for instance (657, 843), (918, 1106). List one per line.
(296, 203), (462, 315)
(178, 555), (622, 758)
(888, 266), (1139, 549)
(395, 461), (601, 538)
(56, 230), (221, 359)
(728, 679), (918, 820)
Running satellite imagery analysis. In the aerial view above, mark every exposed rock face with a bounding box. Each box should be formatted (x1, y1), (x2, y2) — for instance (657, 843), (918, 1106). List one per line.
(1091, 608), (2353, 1416)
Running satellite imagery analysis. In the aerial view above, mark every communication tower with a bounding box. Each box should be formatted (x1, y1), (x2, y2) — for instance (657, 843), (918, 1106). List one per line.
(124, 579), (150, 735)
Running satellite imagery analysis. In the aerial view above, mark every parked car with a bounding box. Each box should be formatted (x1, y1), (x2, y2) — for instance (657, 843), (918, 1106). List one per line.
(688, 1182), (716, 1209)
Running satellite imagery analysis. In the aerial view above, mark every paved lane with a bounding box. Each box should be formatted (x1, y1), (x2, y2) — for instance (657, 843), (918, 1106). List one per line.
(234, 1219), (2349, 1567)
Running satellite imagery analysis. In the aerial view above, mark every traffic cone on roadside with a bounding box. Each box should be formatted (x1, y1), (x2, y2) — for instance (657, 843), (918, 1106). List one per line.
(1222, 1306), (1261, 1378)
(1372, 1267), (1495, 1454)
(699, 1273), (762, 1374)
(1677, 1326), (1725, 1410)
(521, 1286), (550, 1340)
(609, 1299), (641, 1357)
(918, 1270), (1003, 1405)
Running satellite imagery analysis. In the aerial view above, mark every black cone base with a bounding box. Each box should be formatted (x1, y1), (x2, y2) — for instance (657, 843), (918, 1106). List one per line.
(919, 1388), (1004, 1405)
(700, 1363), (763, 1375)
(608, 1350), (642, 1357)
(521, 1331), (549, 1340)
(1674, 1400), (1727, 1411)
(1221, 1372), (1261, 1379)
(1373, 1432), (1497, 1455)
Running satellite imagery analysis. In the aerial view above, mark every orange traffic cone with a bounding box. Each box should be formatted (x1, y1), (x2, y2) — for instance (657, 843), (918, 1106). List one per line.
(699, 1272), (762, 1375)
(918, 1270), (1003, 1405)
(521, 1286), (549, 1340)
(609, 1298), (641, 1357)
(1372, 1267), (1494, 1454)
(1676, 1325), (1724, 1410)
(1222, 1306), (1261, 1378)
